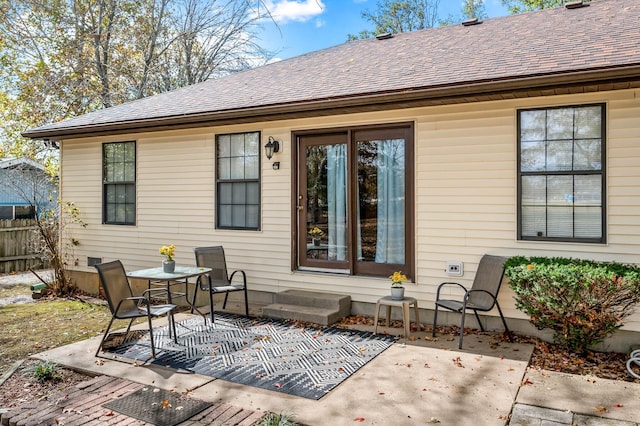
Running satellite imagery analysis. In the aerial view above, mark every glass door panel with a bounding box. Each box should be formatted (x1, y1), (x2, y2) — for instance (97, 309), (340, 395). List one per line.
(298, 134), (349, 269)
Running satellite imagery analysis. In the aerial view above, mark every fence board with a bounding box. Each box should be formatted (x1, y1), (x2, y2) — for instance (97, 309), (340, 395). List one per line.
(0, 219), (46, 273)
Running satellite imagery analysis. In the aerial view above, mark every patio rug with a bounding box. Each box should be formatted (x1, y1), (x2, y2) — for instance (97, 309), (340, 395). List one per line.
(102, 312), (396, 400)
(103, 385), (212, 426)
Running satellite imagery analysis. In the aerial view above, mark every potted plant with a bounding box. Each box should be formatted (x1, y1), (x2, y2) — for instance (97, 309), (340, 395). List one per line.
(389, 271), (408, 300)
(308, 226), (325, 246)
(159, 244), (176, 273)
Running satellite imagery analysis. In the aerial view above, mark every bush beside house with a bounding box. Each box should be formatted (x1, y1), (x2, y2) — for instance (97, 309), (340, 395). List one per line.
(505, 256), (640, 354)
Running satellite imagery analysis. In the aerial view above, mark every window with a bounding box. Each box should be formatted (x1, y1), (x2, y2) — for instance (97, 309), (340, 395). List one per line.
(296, 123), (414, 278)
(103, 141), (136, 225)
(518, 104), (605, 243)
(15, 206), (35, 219)
(0, 205), (36, 220)
(216, 131), (260, 230)
(0, 206), (13, 220)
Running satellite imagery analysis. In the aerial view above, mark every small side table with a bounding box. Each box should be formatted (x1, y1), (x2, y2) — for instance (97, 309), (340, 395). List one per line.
(374, 296), (420, 338)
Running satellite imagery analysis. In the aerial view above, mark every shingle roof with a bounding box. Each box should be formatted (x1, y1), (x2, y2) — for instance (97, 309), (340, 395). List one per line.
(24, 0), (640, 139)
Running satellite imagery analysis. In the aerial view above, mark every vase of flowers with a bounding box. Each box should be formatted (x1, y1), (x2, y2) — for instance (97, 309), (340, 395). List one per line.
(308, 226), (324, 246)
(389, 271), (408, 300)
(159, 244), (176, 273)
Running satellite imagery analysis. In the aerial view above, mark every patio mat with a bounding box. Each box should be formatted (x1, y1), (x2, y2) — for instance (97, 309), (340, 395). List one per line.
(102, 312), (396, 400)
(102, 386), (212, 426)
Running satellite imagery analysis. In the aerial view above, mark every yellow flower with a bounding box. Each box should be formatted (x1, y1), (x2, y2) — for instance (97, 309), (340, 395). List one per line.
(389, 271), (408, 287)
(308, 226), (325, 238)
(159, 244), (176, 261)
(527, 264), (535, 270)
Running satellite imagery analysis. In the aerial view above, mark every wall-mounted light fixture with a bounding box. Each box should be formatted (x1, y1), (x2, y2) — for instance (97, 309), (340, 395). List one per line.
(264, 136), (280, 160)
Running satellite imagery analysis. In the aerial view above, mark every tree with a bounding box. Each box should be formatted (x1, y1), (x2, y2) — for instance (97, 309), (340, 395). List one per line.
(347, 0), (441, 40)
(440, 0), (487, 26)
(0, 0), (274, 152)
(501, 0), (570, 14)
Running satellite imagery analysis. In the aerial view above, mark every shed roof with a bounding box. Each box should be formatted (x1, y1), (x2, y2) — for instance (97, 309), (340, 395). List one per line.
(24, 0), (640, 140)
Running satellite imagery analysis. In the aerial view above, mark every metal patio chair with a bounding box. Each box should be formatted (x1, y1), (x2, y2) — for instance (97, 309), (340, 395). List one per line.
(432, 254), (511, 349)
(94, 260), (177, 358)
(191, 246), (249, 322)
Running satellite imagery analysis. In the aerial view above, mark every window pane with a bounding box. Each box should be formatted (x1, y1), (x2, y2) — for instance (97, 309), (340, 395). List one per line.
(218, 135), (231, 158)
(547, 175), (573, 206)
(520, 110), (546, 142)
(232, 205), (246, 227)
(547, 108), (574, 140)
(246, 182), (260, 204)
(218, 157), (231, 180)
(575, 207), (601, 238)
(230, 157), (244, 179)
(218, 205), (232, 227)
(547, 140), (573, 171)
(0, 206), (12, 220)
(520, 141), (545, 172)
(245, 155), (259, 179)
(575, 175), (601, 206)
(125, 204), (135, 224)
(218, 183), (232, 204)
(574, 139), (602, 171)
(547, 207), (573, 237)
(522, 206), (546, 237)
(357, 139), (405, 265)
(575, 106), (602, 139)
(246, 205), (259, 229)
(15, 206), (35, 219)
(306, 144), (348, 261)
(230, 134), (245, 157)
(232, 182), (247, 204)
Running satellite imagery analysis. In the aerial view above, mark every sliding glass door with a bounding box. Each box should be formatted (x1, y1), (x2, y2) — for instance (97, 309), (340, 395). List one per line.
(296, 124), (413, 278)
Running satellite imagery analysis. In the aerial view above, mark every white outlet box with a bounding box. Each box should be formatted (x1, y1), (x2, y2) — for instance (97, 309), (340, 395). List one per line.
(446, 261), (464, 276)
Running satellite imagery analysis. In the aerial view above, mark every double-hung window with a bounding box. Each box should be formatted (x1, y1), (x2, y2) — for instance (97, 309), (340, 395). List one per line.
(216, 131), (260, 230)
(103, 141), (136, 225)
(296, 123), (414, 278)
(518, 104), (605, 243)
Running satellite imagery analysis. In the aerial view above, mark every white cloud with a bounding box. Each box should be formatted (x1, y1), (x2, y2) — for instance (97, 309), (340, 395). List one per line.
(266, 0), (326, 23)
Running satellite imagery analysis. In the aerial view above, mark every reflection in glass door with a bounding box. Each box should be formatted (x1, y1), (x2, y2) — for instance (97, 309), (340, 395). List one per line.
(298, 134), (349, 268)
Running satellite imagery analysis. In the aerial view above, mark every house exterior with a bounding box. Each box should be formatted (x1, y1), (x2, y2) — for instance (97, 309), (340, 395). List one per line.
(24, 0), (640, 350)
(0, 157), (56, 219)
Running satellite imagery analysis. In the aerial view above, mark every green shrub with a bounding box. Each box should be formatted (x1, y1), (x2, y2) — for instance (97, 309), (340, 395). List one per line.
(27, 360), (62, 382)
(258, 412), (300, 426)
(505, 256), (640, 353)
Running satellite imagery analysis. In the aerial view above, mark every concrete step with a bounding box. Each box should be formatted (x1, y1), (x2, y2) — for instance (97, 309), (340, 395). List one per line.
(262, 303), (344, 326)
(262, 290), (352, 325)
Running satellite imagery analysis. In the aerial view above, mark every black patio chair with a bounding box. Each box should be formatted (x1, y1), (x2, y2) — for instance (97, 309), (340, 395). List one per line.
(191, 246), (249, 322)
(94, 260), (177, 358)
(432, 254), (511, 349)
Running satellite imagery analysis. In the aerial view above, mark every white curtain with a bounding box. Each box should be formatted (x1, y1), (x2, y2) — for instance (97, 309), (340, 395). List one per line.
(327, 144), (347, 261)
(375, 139), (405, 264)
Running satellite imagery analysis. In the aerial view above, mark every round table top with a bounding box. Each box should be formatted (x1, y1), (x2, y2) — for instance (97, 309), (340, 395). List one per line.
(377, 295), (417, 305)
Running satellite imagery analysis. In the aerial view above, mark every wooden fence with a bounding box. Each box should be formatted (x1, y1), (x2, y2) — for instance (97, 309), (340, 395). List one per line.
(0, 219), (46, 273)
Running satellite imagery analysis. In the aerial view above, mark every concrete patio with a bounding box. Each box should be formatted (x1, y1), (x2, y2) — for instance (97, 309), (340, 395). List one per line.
(14, 299), (640, 426)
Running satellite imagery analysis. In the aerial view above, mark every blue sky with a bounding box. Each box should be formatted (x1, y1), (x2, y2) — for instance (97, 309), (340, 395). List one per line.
(259, 0), (511, 60)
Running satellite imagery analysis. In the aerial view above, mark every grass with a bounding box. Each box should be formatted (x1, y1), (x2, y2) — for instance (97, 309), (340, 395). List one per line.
(0, 285), (113, 376)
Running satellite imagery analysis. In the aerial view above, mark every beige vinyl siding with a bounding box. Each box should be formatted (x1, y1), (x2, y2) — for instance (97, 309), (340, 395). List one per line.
(60, 88), (640, 331)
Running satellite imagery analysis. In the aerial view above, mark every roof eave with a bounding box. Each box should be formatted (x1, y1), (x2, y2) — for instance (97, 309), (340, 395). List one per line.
(23, 64), (640, 141)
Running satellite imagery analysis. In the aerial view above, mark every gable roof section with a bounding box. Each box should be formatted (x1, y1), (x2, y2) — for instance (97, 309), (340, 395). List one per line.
(24, 0), (640, 140)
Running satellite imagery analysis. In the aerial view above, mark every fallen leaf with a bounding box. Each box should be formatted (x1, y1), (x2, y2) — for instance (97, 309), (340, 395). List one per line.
(521, 378), (533, 386)
(452, 357), (464, 368)
(105, 410), (114, 416)
(594, 406), (608, 413)
(615, 404), (624, 408)
(354, 417), (365, 422)
(427, 417), (441, 423)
